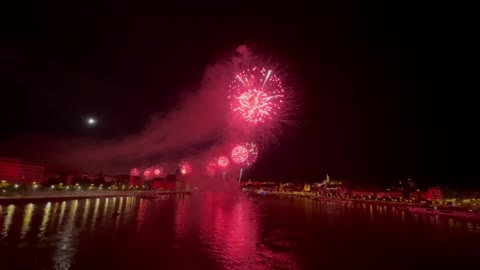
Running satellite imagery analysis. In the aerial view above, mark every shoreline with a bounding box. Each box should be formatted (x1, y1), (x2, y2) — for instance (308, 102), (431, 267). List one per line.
(246, 190), (413, 206)
(246, 190), (480, 219)
(0, 190), (191, 204)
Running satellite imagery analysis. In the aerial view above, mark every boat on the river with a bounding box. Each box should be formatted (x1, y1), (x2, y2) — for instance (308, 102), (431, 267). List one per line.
(408, 206), (480, 219)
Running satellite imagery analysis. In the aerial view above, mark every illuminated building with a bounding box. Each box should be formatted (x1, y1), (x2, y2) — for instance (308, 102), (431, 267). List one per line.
(152, 179), (176, 190)
(409, 191), (425, 201)
(348, 190), (376, 198)
(376, 191), (403, 199)
(423, 187), (444, 202)
(129, 176), (143, 186)
(0, 157), (44, 184)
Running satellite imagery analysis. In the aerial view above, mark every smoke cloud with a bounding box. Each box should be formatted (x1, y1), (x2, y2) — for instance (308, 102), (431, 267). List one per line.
(2, 45), (254, 175)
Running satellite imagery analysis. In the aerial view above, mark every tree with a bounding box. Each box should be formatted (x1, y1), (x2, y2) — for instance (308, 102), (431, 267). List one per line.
(42, 177), (62, 187)
(72, 176), (91, 186)
(93, 177), (106, 186)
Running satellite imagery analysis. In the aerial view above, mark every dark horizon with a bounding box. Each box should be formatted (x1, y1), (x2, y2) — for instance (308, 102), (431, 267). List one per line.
(0, 3), (472, 187)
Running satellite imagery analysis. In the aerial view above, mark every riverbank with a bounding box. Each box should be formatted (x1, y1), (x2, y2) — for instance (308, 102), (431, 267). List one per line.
(247, 190), (417, 206)
(0, 190), (191, 204)
(246, 190), (480, 219)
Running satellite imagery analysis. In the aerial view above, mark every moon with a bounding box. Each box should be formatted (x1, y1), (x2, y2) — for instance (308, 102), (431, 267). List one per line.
(87, 117), (96, 125)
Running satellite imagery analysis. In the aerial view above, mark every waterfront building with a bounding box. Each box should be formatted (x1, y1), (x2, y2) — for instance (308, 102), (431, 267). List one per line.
(348, 190), (376, 198)
(152, 178), (176, 190)
(129, 175), (143, 186)
(409, 191), (425, 201)
(320, 173), (343, 186)
(0, 157), (44, 185)
(423, 187), (444, 202)
(43, 172), (61, 182)
(376, 191), (403, 199)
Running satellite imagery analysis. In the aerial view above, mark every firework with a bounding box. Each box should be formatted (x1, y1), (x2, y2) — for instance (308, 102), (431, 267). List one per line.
(217, 156), (229, 168)
(231, 142), (259, 166)
(130, 168), (140, 176)
(154, 167), (164, 177)
(227, 49), (300, 150)
(228, 67), (284, 124)
(207, 162), (217, 175)
(143, 169), (152, 178)
(180, 163), (192, 175)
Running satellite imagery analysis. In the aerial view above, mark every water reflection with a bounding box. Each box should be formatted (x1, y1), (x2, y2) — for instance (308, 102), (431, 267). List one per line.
(53, 200), (78, 269)
(20, 203), (34, 239)
(173, 192), (301, 269)
(57, 201), (66, 230)
(115, 197), (124, 228)
(48, 202), (59, 231)
(1, 195), (480, 270)
(38, 202), (51, 238)
(2, 204), (15, 238)
(199, 192), (259, 268)
(369, 205), (374, 223)
(90, 198), (100, 231)
(102, 198), (109, 226)
(80, 199), (91, 230)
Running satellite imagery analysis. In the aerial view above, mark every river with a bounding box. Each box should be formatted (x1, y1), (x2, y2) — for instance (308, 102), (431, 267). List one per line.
(1, 192), (479, 269)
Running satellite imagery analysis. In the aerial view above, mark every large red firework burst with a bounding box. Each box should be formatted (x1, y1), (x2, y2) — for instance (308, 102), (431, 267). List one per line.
(228, 67), (284, 124)
(143, 169), (152, 178)
(231, 142), (259, 166)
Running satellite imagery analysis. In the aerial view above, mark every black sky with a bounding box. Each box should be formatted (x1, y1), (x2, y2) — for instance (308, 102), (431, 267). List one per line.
(0, 3), (472, 186)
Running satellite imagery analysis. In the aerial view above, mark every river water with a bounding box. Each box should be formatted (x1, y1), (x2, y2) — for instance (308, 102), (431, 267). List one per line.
(1, 192), (479, 269)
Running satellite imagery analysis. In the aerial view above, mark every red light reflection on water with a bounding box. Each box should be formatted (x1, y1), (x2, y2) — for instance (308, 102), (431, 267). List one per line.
(174, 192), (298, 269)
(201, 192), (258, 267)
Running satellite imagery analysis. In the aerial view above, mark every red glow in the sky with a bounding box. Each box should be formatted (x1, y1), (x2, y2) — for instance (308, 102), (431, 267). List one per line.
(228, 67), (284, 124)
(144, 169), (151, 178)
(130, 168), (140, 176)
(231, 142), (258, 166)
(218, 156), (229, 168)
(207, 163), (217, 175)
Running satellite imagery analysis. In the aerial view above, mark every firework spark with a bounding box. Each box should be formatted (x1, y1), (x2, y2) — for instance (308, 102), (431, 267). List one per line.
(180, 162), (192, 175)
(207, 162), (217, 175)
(130, 168), (140, 176)
(231, 142), (259, 166)
(154, 167), (164, 177)
(218, 156), (229, 168)
(228, 67), (284, 124)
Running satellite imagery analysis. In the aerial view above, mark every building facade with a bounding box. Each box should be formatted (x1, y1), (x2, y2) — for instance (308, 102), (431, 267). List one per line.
(0, 157), (44, 184)
(423, 187), (444, 202)
(376, 191), (403, 199)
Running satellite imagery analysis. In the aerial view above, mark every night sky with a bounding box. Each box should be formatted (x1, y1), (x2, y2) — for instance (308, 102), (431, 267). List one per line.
(0, 3), (472, 186)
